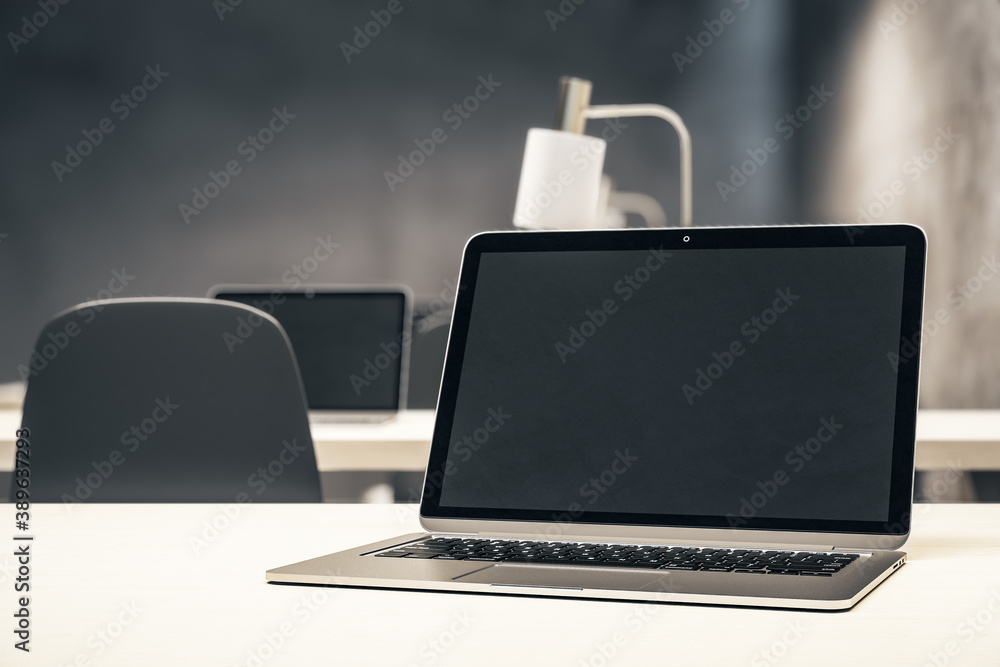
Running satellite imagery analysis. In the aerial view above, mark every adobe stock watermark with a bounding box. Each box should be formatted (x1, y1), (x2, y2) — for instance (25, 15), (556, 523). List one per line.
(0, 554), (19, 587)
(576, 627), (631, 667)
(750, 621), (808, 667)
(280, 236), (340, 291)
(555, 247), (671, 363)
(513, 119), (626, 228)
(414, 279), (457, 334)
(179, 106), (296, 224)
(889, 254), (998, 373)
(7, 0), (72, 54)
(232, 584), (336, 667)
(918, 460), (965, 503)
(340, 0), (414, 63)
(878, 0), (929, 39)
(853, 459), (965, 578)
(59, 600), (144, 666)
(854, 126), (959, 225)
(726, 417), (843, 527)
(442, 407), (511, 471)
(348, 331), (410, 395)
(544, 0), (587, 31)
(397, 407), (512, 516)
(189, 437), (311, 556)
(579, 449), (640, 504)
(407, 611), (474, 667)
(52, 65), (170, 183)
(672, 0), (753, 73)
(543, 449), (639, 539)
(213, 0), (244, 22)
(717, 83), (833, 202)
(682, 287), (800, 405)
(577, 577), (684, 667)
(222, 236), (339, 353)
(922, 589), (1000, 667)
(61, 397), (180, 508)
(16, 267), (136, 381)
(384, 74), (502, 192)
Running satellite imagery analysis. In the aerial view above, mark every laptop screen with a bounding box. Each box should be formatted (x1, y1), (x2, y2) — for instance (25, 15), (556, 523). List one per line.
(214, 290), (408, 411)
(422, 226), (925, 536)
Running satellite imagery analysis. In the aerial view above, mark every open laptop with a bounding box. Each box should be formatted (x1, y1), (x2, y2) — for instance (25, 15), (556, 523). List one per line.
(211, 286), (410, 423)
(268, 224), (927, 610)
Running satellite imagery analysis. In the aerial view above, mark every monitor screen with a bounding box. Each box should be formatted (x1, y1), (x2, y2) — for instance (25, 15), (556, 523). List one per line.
(422, 226), (925, 535)
(214, 290), (408, 411)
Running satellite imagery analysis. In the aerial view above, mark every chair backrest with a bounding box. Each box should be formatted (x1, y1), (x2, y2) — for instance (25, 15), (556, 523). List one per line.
(20, 298), (321, 502)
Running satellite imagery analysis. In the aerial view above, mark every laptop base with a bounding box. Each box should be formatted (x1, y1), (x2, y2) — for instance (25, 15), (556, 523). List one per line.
(267, 532), (906, 611)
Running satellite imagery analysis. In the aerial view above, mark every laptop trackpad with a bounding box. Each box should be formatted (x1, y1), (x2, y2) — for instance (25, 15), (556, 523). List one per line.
(455, 564), (665, 592)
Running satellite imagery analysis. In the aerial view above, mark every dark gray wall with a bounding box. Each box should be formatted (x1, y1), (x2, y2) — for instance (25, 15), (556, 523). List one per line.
(0, 0), (915, 393)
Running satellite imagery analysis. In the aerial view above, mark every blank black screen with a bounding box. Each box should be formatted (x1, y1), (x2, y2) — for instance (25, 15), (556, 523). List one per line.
(435, 246), (908, 525)
(216, 292), (405, 410)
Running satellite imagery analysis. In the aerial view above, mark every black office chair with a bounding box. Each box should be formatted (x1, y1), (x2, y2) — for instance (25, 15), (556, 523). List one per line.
(19, 298), (321, 502)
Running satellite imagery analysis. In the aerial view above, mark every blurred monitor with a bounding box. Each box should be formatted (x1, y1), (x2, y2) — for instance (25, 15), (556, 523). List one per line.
(211, 286), (410, 423)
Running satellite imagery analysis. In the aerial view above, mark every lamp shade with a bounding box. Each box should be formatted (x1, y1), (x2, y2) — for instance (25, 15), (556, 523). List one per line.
(513, 128), (607, 230)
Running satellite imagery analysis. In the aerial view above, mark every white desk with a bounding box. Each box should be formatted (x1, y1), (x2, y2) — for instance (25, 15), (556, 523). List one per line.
(3, 409), (1000, 472)
(310, 410), (435, 471)
(0, 409), (437, 474)
(1, 503), (997, 666)
(912, 410), (1000, 470)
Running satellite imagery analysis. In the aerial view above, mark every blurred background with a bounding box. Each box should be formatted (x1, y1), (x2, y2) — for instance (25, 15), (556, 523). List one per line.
(1, 0), (997, 497)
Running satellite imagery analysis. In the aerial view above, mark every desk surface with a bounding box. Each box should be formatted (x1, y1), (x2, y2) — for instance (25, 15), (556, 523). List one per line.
(3, 503), (998, 666)
(4, 408), (1000, 472)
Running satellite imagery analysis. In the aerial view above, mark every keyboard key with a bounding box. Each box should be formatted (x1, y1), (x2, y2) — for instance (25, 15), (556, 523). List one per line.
(780, 565), (834, 572)
(405, 545), (454, 553)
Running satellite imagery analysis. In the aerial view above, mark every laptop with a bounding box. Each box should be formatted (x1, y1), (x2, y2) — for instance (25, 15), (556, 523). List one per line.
(211, 286), (411, 423)
(267, 224), (927, 610)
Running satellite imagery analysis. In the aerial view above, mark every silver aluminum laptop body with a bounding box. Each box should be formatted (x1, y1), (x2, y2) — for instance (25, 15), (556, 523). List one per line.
(268, 225), (927, 611)
(210, 285), (411, 424)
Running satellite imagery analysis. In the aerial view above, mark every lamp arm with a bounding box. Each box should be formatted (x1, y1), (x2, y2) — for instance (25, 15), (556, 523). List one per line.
(583, 104), (693, 228)
(608, 190), (668, 227)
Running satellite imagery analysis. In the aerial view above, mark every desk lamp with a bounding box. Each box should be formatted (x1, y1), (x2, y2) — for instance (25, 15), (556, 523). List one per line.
(513, 76), (692, 230)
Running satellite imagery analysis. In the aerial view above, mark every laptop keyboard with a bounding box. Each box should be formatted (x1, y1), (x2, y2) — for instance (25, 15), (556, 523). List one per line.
(374, 537), (861, 575)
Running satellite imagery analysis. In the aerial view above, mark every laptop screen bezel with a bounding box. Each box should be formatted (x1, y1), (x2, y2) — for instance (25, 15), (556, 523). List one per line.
(419, 225), (926, 548)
